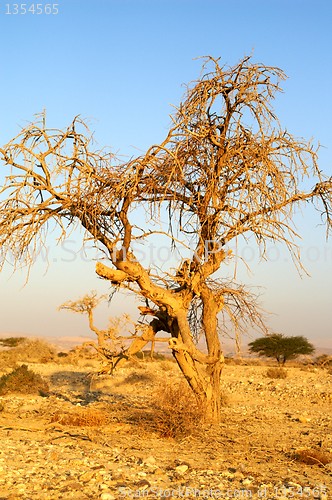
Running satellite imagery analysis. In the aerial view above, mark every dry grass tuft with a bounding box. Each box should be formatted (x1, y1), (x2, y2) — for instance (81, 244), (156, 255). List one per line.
(122, 371), (155, 385)
(266, 367), (287, 379)
(50, 408), (108, 427)
(158, 360), (176, 372)
(150, 380), (204, 439)
(292, 448), (332, 466)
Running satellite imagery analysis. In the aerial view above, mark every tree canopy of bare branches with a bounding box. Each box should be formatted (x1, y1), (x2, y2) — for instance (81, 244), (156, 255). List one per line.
(1, 56), (331, 421)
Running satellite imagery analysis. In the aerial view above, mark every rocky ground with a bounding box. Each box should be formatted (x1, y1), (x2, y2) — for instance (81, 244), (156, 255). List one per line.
(0, 358), (331, 499)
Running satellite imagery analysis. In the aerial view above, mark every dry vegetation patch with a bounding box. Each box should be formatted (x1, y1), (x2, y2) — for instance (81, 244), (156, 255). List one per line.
(0, 364), (49, 395)
(266, 367), (288, 379)
(150, 380), (204, 438)
(121, 370), (155, 385)
(50, 408), (109, 427)
(0, 338), (56, 372)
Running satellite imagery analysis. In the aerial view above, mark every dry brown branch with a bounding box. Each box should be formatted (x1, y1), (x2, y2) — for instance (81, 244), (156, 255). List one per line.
(59, 292), (136, 370)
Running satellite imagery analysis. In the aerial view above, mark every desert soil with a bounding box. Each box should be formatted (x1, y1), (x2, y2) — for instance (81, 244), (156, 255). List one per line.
(0, 358), (331, 499)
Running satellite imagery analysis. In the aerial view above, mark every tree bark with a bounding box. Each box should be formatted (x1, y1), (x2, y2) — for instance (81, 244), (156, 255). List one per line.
(171, 347), (223, 422)
(170, 307), (224, 423)
(96, 261), (225, 422)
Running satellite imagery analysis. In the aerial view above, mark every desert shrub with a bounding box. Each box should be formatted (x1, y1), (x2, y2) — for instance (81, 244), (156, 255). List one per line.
(293, 448), (332, 466)
(57, 351), (69, 358)
(50, 408), (108, 427)
(122, 371), (155, 385)
(18, 339), (56, 362)
(224, 357), (242, 365)
(151, 381), (206, 438)
(0, 337), (26, 348)
(63, 345), (99, 366)
(266, 367), (287, 379)
(0, 338), (56, 371)
(0, 338), (56, 365)
(0, 364), (49, 395)
(0, 351), (13, 372)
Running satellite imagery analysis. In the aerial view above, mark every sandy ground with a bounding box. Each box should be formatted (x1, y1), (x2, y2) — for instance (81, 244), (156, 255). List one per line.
(0, 357), (331, 499)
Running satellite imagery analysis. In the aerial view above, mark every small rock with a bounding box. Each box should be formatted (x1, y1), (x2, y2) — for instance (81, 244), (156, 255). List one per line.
(80, 470), (95, 482)
(63, 481), (81, 491)
(242, 478), (252, 486)
(100, 483), (111, 490)
(297, 415), (310, 423)
(136, 479), (151, 490)
(285, 481), (302, 488)
(100, 493), (115, 500)
(143, 455), (156, 466)
(175, 464), (189, 474)
(110, 472), (124, 481)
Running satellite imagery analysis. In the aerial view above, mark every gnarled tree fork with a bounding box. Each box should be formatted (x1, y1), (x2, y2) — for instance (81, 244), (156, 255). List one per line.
(0, 56), (331, 422)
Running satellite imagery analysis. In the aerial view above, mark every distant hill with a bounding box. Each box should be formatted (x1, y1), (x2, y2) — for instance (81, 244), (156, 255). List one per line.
(1, 331), (331, 356)
(0, 331), (94, 352)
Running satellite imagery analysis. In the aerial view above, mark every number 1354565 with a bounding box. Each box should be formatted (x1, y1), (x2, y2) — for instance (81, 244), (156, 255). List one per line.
(4, 4), (59, 14)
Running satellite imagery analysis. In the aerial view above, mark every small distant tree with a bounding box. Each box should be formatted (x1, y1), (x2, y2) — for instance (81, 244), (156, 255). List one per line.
(248, 334), (315, 365)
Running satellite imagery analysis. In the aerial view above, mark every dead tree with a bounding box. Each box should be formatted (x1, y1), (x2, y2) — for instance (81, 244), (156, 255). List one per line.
(59, 292), (165, 372)
(1, 57), (331, 422)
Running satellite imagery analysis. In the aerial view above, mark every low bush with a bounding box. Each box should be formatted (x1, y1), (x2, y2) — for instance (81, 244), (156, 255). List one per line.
(122, 371), (155, 385)
(151, 381), (210, 438)
(158, 360), (176, 372)
(16, 339), (56, 363)
(0, 338), (56, 368)
(0, 364), (49, 395)
(57, 352), (69, 358)
(266, 367), (287, 379)
(62, 345), (99, 366)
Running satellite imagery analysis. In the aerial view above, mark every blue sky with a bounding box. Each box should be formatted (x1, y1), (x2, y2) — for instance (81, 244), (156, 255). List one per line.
(0, 0), (331, 350)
